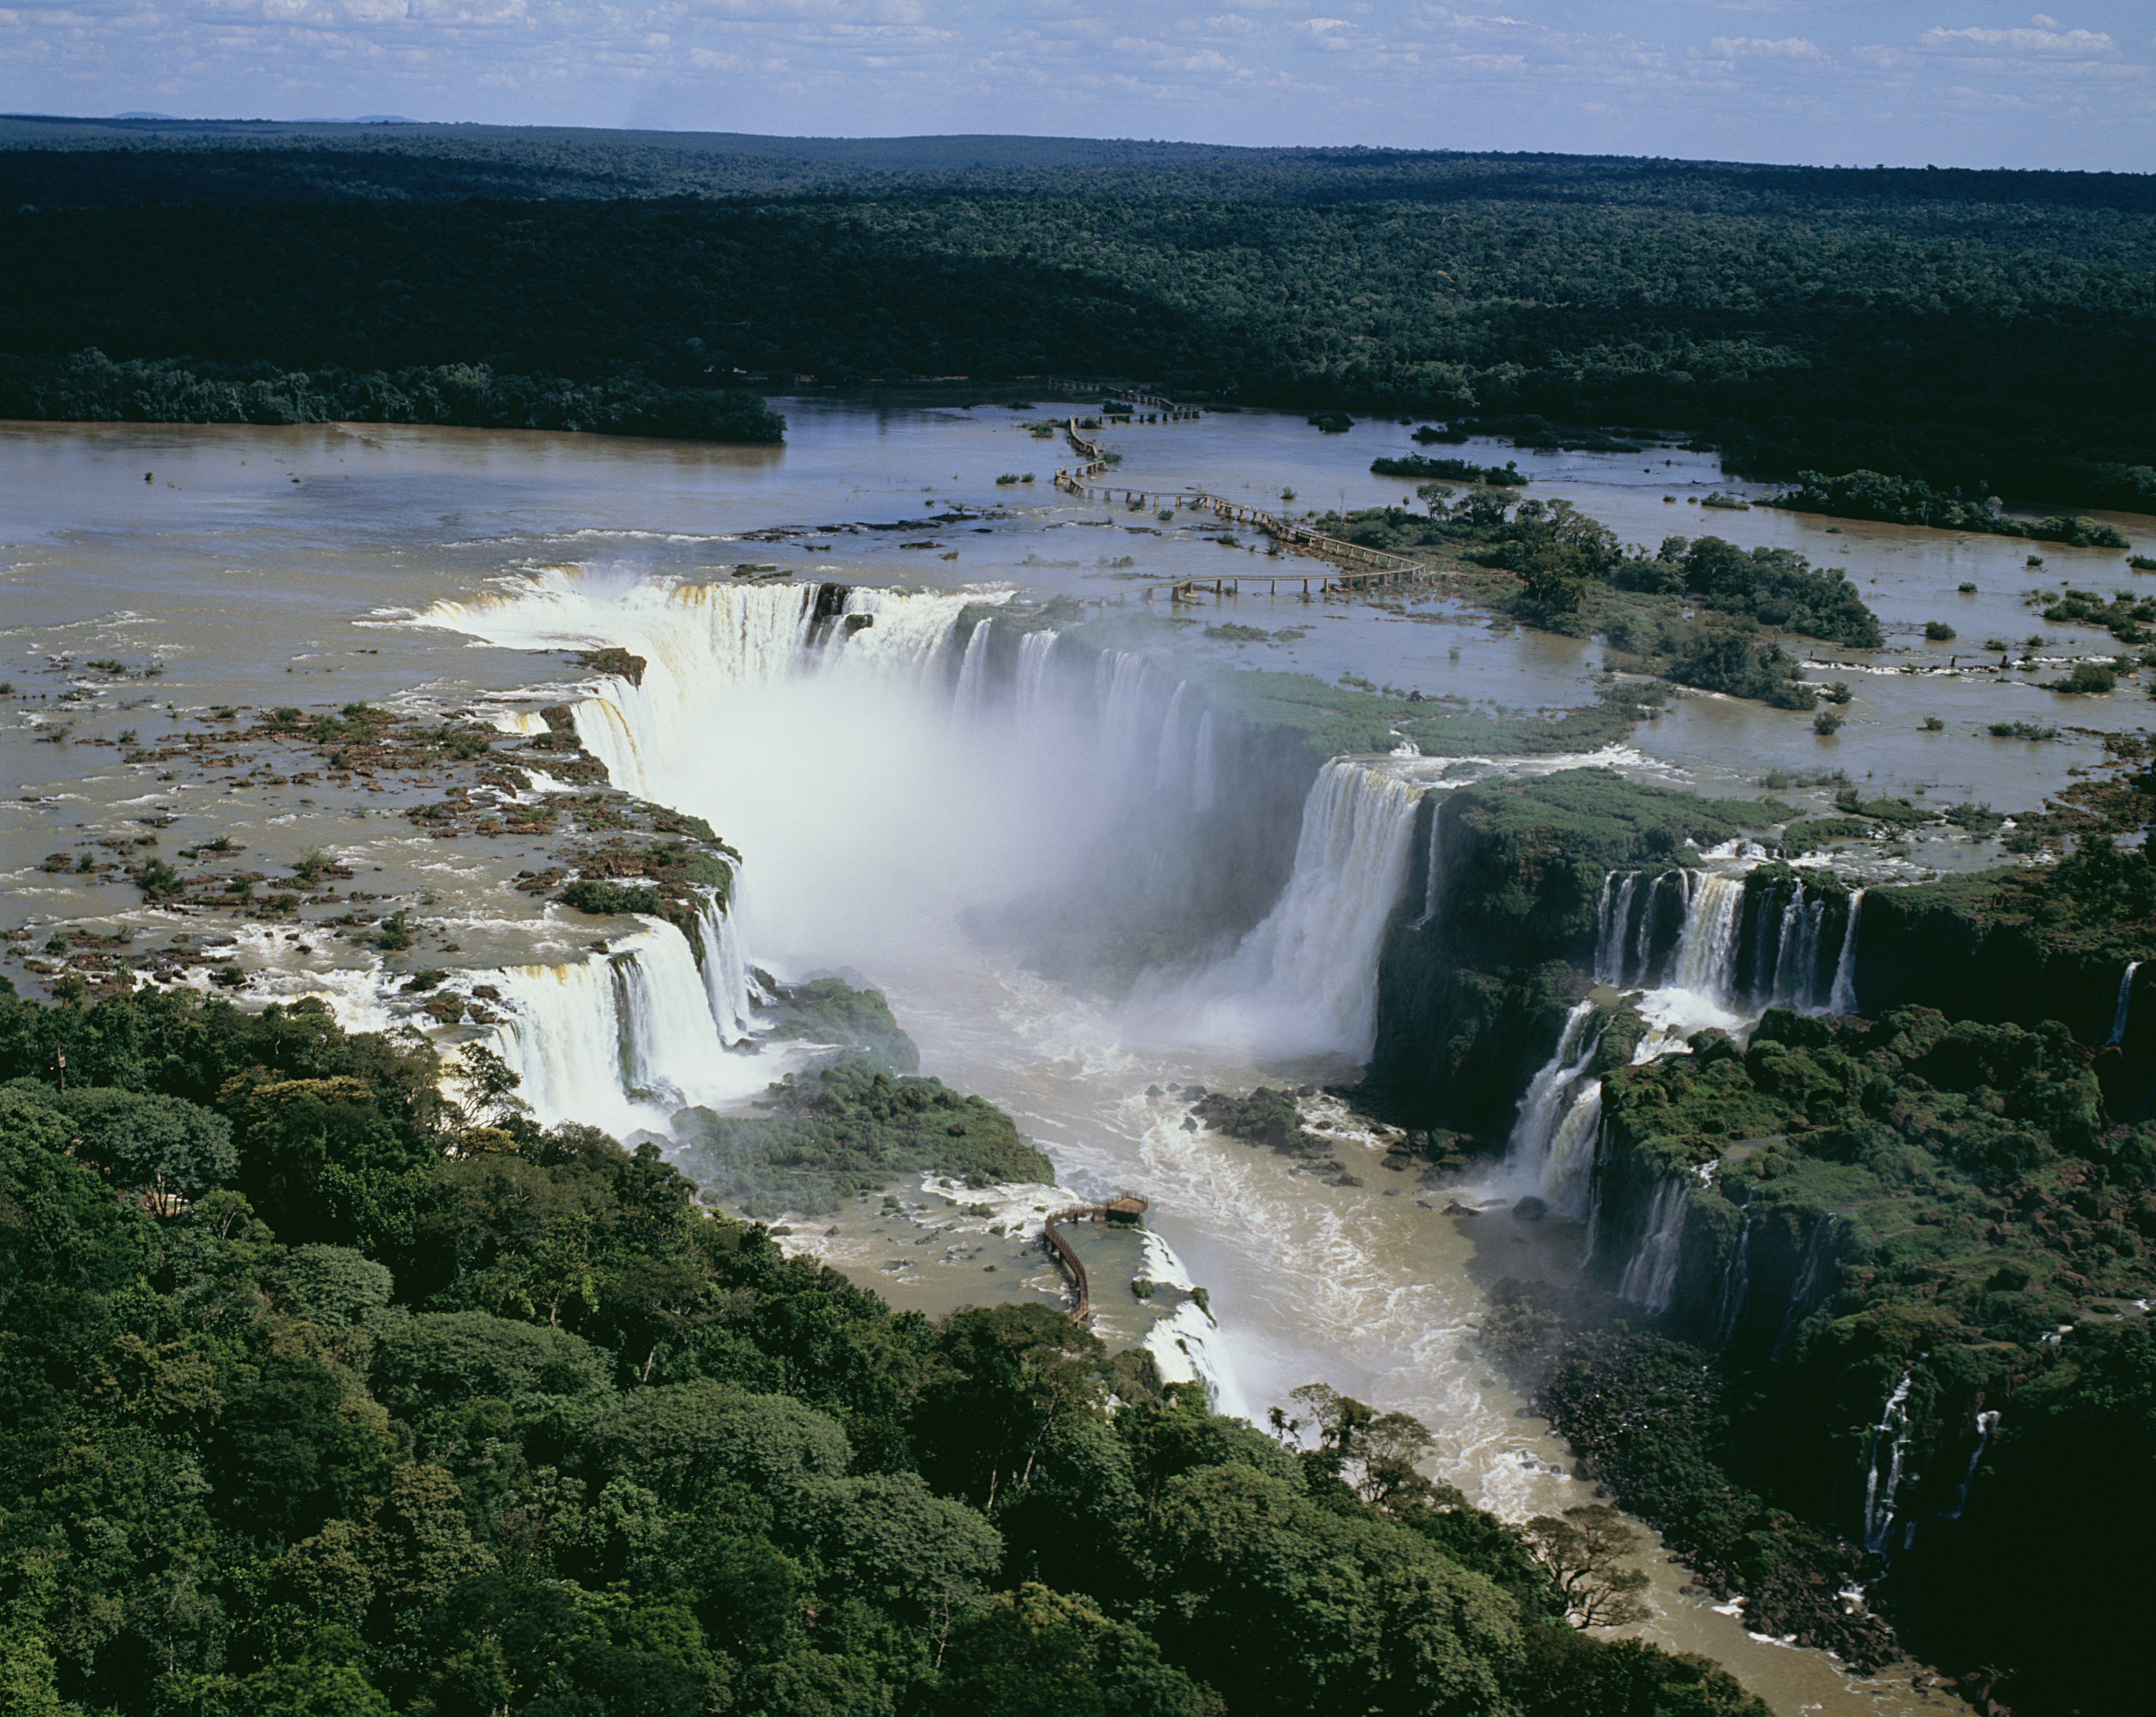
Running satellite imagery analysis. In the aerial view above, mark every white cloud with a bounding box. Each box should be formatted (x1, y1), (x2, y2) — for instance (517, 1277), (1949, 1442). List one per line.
(1706, 36), (1823, 62)
(1919, 25), (2115, 56)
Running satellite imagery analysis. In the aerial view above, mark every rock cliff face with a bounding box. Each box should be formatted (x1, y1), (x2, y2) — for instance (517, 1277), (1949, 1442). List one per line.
(1578, 1001), (2152, 1715)
(1364, 798), (2156, 1712)
(1361, 770), (1762, 1133)
(1853, 870), (2156, 1113)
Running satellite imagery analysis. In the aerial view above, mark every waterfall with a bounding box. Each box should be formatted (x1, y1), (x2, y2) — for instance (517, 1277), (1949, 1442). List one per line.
(1771, 1215), (1836, 1361)
(2110, 960), (2141, 1045)
(694, 890), (756, 1045)
(1192, 709), (1218, 813)
(1669, 872), (1745, 1001)
(1616, 1178), (1690, 1312)
(1766, 891), (1829, 1010)
(486, 919), (758, 1137)
(1410, 797), (1445, 929)
(1015, 629), (1059, 719)
(1095, 649), (1173, 779)
(1505, 1001), (1601, 1188)
(1861, 1371), (1916, 1555)
(1593, 873), (1621, 979)
(1941, 1410), (2001, 1520)
(1156, 682), (1191, 790)
(1829, 890), (1864, 1015)
(1542, 1083), (1604, 1216)
(1164, 759), (1420, 1058)
(954, 617), (993, 717)
(1630, 874), (1661, 984)
(1712, 1213), (1753, 1344)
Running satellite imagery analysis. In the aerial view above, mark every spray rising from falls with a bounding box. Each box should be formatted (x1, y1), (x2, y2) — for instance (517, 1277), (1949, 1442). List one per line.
(1158, 759), (1421, 1060)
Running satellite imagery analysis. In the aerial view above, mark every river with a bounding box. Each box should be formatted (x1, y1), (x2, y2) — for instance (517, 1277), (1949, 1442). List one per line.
(7, 398), (2139, 1715)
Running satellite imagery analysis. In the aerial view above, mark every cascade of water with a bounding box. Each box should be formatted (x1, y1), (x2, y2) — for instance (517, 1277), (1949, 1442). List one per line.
(1518, 1000), (1604, 1147)
(1156, 682), (1191, 790)
(1541, 1082), (1605, 1216)
(2110, 960), (2141, 1045)
(487, 920), (746, 1135)
(1166, 759), (1420, 1058)
(1617, 1178), (1691, 1312)
(1095, 649), (1170, 778)
(1771, 1215), (1836, 1361)
(1596, 873), (1637, 983)
(1941, 1410), (2002, 1520)
(1861, 1371), (1916, 1554)
(1580, 1114), (1611, 1268)
(1713, 1214), (1754, 1344)
(953, 617), (993, 717)
(1506, 1001), (1600, 1175)
(1191, 710), (1218, 813)
(1830, 890), (1865, 1015)
(1670, 873), (1746, 1001)
(1410, 800), (1447, 930)
(833, 587), (976, 681)
(1768, 893), (1831, 1010)
(1631, 873), (1662, 984)
(1015, 629), (1059, 719)
(694, 890), (756, 1045)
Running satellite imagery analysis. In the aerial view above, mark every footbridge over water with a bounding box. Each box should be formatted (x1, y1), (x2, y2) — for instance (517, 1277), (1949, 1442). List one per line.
(1050, 416), (1450, 600)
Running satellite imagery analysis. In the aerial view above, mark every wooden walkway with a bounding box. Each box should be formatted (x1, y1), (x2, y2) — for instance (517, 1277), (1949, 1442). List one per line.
(1051, 416), (1439, 599)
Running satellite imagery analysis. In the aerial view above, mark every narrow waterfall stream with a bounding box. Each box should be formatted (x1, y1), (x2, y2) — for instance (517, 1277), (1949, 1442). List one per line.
(415, 569), (1941, 1717)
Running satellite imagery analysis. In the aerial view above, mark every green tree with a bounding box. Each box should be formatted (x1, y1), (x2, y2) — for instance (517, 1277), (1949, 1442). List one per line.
(1522, 1505), (1653, 1629)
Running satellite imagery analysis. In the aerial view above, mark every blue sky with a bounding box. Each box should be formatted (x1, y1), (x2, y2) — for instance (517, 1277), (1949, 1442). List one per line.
(3, 2), (2151, 170)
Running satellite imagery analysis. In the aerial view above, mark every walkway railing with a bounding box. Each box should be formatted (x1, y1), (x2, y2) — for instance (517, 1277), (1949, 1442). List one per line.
(1051, 416), (1439, 597)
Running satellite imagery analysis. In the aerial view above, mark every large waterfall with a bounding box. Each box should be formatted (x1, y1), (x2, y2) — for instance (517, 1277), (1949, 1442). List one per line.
(1152, 759), (1421, 1059)
(1502, 1000), (1606, 1216)
(485, 919), (771, 1137)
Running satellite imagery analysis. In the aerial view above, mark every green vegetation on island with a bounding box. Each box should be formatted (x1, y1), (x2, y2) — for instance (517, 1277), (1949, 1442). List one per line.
(1770, 470), (2132, 548)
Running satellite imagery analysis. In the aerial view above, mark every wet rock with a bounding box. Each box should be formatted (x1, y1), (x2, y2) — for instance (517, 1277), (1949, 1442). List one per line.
(1511, 1196), (1548, 1222)
(1443, 1200), (1479, 1217)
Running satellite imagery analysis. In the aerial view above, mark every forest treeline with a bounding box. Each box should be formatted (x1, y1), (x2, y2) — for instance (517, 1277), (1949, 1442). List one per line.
(1, 136), (2153, 503)
(0, 349), (784, 441)
(0, 982), (1774, 1716)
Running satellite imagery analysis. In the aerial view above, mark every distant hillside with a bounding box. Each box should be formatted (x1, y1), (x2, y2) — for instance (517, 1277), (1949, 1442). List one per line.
(1, 121), (2152, 505)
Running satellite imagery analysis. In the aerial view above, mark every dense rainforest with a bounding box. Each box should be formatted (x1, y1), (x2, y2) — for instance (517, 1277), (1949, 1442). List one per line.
(0, 124), (2153, 506)
(0, 980), (1777, 1717)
